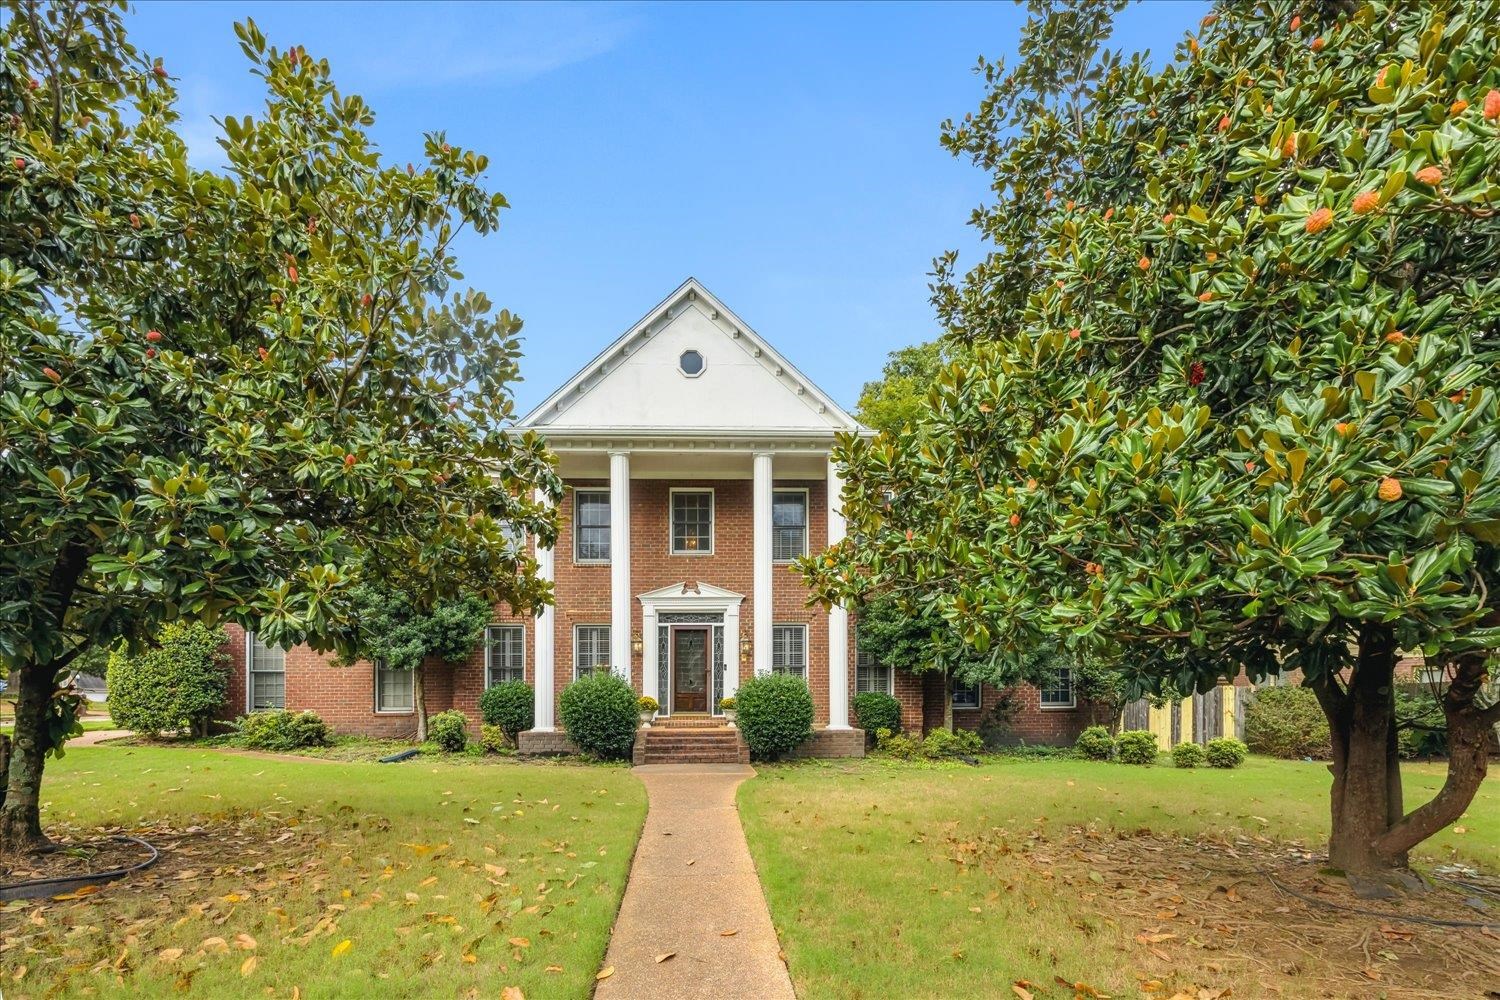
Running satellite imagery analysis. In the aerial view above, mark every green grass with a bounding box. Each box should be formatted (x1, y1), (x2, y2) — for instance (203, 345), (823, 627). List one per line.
(6, 745), (646, 999)
(739, 755), (1497, 1000)
(1, 717), (116, 737)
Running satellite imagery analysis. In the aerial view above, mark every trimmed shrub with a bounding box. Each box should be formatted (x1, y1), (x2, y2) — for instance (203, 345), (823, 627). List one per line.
(479, 681), (534, 743)
(107, 622), (229, 738)
(853, 691), (901, 738)
(480, 724), (510, 753)
(874, 727), (923, 759)
(735, 673), (814, 760)
(1243, 686), (1330, 759)
(1074, 724), (1114, 761)
(238, 710), (331, 752)
(1172, 741), (1206, 768)
(427, 710), (469, 753)
(922, 727), (985, 758)
(559, 671), (640, 760)
(1115, 729), (1159, 765)
(1204, 737), (1249, 769)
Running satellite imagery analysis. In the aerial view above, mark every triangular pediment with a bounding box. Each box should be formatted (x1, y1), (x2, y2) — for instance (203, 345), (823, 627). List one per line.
(637, 581), (745, 603)
(518, 278), (863, 437)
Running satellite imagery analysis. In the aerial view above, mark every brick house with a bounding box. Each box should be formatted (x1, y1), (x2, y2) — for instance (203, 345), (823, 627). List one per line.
(223, 279), (1098, 751)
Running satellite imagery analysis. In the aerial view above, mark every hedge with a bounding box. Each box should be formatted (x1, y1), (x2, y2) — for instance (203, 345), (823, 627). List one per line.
(107, 621), (229, 738)
(735, 673), (814, 760)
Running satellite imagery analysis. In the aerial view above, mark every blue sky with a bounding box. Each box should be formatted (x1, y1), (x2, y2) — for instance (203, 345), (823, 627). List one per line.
(128, 1), (1207, 416)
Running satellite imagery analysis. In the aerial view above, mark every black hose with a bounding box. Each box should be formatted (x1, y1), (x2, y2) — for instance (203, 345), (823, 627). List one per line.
(0, 836), (160, 902)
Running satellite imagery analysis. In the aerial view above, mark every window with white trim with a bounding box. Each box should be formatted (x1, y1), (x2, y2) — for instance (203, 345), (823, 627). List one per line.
(1040, 666), (1075, 708)
(375, 661), (414, 713)
(855, 644), (892, 695)
(485, 625), (525, 686)
(247, 632), (285, 711)
(771, 624), (807, 680)
(772, 489), (808, 561)
(574, 625), (611, 679)
(573, 489), (611, 562)
(671, 489), (714, 554)
(952, 680), (981, 710)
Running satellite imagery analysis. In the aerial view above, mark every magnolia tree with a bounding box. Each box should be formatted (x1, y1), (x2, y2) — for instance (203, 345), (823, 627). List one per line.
(0, 5), (558, 852)
(803, 0), (1500, 886)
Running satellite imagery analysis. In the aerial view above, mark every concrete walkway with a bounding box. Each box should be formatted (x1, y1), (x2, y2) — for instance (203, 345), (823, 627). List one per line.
(595, 764), (795, 1000)
(69, 729), (132, 746)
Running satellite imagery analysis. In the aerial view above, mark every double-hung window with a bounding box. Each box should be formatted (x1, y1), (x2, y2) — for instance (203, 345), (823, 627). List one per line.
(772, 489), (808, 561)
(1040, 666), (1075, 709)
(670, 489), (714, 554)
(951, 680), (981, 710)
(574, 489), (611, 562)
(247, 632), (285, 711)
(375, 661), (414, 713)
(485, 625), (525, 686)
(855, 641), (892, 695)
(574, 625), (611, 679)
(771, 624), (807, 680)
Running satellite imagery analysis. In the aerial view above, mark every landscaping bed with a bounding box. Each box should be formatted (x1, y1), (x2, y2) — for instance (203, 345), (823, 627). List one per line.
(1, 745), (646, 998)
(740, 755), (1498, 999)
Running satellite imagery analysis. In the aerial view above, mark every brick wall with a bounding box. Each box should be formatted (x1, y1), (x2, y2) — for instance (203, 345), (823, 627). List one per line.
(902, 669), (1098, 746)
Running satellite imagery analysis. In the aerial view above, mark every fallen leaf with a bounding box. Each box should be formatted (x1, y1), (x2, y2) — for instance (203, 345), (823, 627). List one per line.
(596, 966), (615, 981)
(719, 929), (738, 937)
(502, 989), (525, 1000)
(1012, 984), (1034, 1000)
(509, 937), (531, 948)
(157, 948), (184, 963)
(654, 952), (676, 963)
(233, 933), (258, 951)
(240, 955), (259, 977)
(331, 939), (352, 958)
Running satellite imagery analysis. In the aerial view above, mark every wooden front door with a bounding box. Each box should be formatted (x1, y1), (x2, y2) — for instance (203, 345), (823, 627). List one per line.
(672, 628), (709, 713)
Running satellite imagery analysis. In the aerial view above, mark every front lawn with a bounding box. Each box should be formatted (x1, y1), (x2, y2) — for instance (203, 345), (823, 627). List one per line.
(2, 745), (647, 998)
(740, 755), (1499, 1000)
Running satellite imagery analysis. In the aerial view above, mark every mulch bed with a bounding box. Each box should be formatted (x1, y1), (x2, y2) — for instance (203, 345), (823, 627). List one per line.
(949, 823), (1500, 999)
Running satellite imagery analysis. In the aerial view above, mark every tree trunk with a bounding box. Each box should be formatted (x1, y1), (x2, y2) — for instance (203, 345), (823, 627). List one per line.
(943, 668), (954, 733)
(414, 663), (428, 743)
(1314, 621), (1500, 885)
(1320, 623), (1404, 875)
(0, 659), (56, 855)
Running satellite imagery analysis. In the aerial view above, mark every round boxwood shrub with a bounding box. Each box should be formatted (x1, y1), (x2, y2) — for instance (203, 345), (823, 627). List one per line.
(921, 727), (984, 759)
(559, 671), (640, 760)
(1242, 685), (1330, 759)
(427, 709), (469, 753)
(479, 681), (534, 743)
(735, 673), (814, 760)
(107, 621), (229, 738)
(1204, 737), (1249, 769)
(1115, 729), (1159, 765)
(238, 709), (332, 752)
(1074, 724), (1114, 761)
(1171, 741), (1206, 768)
(853, 691), (901, 738)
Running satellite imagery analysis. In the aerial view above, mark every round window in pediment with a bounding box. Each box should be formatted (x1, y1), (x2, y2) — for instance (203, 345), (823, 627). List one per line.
(678, 349), (705, 377)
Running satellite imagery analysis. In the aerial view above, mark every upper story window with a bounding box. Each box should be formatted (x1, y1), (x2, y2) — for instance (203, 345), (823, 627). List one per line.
(772, 489), (808, 561)
(678, 349), (705, 377)
(574, 489), (611, 562)
(671, 489), (714, 554)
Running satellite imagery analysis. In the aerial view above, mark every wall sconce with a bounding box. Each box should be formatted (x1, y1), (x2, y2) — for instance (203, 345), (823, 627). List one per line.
(631, 632), (643, 655)
(739, 634), (752, 658)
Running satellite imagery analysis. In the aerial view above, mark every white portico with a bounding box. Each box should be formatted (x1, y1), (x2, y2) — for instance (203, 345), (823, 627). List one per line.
(516, 278), (868, 734)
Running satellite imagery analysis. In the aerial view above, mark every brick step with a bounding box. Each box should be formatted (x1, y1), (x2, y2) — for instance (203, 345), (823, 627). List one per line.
(652, 720), (727, 729)
(642, 754), (747, 764)
(643, 741), (741, 750)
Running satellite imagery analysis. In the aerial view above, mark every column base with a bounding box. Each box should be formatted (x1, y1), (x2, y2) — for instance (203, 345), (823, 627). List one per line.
(517, 729), (578, 756)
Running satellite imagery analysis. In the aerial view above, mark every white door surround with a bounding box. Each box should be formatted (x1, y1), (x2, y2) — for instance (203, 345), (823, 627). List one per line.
(640, 581), (743, 716)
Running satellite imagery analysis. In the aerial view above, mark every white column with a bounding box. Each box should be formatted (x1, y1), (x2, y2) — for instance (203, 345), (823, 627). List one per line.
(826, 456), (851, 729)
(532, 488), (556, 731)
(724, 603), (741, 702)
(609, 450), (632, 684)
(752, 451), (774, 676)
(642, 606), (658, 708)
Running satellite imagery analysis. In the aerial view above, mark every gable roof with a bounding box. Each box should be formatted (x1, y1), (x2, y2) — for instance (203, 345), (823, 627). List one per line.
(517, 278), (866, 439)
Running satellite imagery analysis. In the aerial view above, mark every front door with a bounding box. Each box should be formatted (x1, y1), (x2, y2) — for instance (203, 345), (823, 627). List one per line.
(672, 628), (709, 712)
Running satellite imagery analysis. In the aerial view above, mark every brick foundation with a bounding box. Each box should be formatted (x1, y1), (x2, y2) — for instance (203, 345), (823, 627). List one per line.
(787, 726), (866, 759)
(516, 729), (580, 756)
